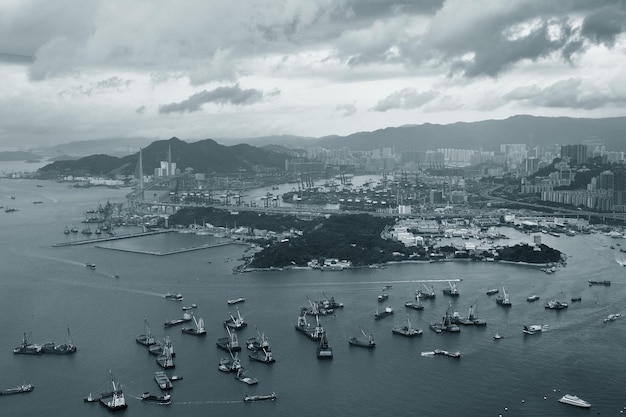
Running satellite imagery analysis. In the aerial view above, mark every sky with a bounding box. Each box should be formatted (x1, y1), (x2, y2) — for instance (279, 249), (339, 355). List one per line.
(2, 0), (626, 149)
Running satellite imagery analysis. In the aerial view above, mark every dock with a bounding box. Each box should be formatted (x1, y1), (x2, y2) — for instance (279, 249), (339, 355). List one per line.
(52, 230), (175, 247)
(95, 241), (245, 256)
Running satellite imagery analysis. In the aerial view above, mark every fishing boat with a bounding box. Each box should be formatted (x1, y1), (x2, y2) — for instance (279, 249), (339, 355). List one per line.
(154, 371), (173, 390)
(374, 306), (394, 319)
(224, 309), (247, 330)
(13, 333), (42, 355)
(181, 314), (206, 336)
(235, 367), (258, 385)
(99, 372), (127, 411)
(0, 384), (34, 396)
(243, 392), (277, 402)
(41, 327), (77, 354)
(216, 326), (241, 352)
(416, 284), (436, 299)
(495, 286), (512, 307)
(140, 392), (171, 405)
(392, 315), (423, 337)
(349, 328), (376, 348)
(317, 330), (333, 359)
(227, 297), (245, 305)
(442, 281), (460, 297)
(558, 394), (591, 408)
(136, 318), (156, 346)
(404, 298), (424, 310)
(164, 292), (184, 301)
(164, 311), (193, 327)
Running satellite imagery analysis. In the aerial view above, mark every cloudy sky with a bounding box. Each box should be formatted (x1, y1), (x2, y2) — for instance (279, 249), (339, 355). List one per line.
(2, 0), (626, 148)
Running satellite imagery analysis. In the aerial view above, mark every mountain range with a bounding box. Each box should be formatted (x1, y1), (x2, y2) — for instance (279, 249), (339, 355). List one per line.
(36, 115), (626, 176)
(38, 137), (289, 177)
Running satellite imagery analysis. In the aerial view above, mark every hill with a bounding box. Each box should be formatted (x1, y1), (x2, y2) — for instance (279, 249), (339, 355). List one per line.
(38, 137), (289, 177)
(313, 115), (626, 151)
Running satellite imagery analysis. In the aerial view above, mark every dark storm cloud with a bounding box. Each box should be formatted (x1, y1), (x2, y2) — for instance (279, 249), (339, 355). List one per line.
(581, 7), (626, 47)
(158, 85), (267, 114)
(505, 78), (626, 110)
(371, 88), (438, 112)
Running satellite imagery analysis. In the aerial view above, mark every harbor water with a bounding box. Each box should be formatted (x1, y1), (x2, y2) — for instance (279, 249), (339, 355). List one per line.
(0, 178), (625, 416)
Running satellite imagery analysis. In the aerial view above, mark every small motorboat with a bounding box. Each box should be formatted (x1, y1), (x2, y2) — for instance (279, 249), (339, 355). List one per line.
(493, 332), (502, 340)
(83, 392), (98, 403)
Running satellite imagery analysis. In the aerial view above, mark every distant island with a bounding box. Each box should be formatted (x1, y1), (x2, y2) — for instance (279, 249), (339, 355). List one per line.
(168, 207), (564, 271)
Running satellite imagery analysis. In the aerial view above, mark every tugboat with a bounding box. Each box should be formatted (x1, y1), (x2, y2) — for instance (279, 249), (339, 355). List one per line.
(216, 326), (241, 352)
(13, 333), (42, 355)
(41, 327), (77, 354)
(136, 318), (156, 346)
(317, 330), (333, 359)
(442, 281), (460, 297)
(99, 372), (127, 411)
(140, 392), (171, 405)
(181, 314), (206, 336)
(349, 328), (376, 348)
(392, 315), (423, 337)
(374, 306), (394, 320)
(243, 392), (277, 402)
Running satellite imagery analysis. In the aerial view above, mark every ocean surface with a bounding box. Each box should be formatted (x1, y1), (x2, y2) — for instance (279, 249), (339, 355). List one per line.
(1, 178), (626, 417)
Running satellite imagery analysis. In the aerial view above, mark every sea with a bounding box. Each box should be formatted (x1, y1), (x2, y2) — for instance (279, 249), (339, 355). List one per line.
(1, 176), (626, 417)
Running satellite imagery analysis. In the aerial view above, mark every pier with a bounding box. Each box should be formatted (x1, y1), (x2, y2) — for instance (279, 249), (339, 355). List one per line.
(94, 240), (246, 256)
(52, 230), (175, 247)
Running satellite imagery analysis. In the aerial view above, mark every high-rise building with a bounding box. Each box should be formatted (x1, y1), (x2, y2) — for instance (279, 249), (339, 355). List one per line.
(560, 144), (588, 165)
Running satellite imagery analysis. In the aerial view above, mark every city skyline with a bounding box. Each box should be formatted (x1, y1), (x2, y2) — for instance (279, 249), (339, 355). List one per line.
(2, 0), (626, 148)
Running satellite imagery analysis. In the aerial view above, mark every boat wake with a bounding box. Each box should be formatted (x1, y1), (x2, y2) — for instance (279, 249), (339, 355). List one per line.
(174, 400), (244, 405)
